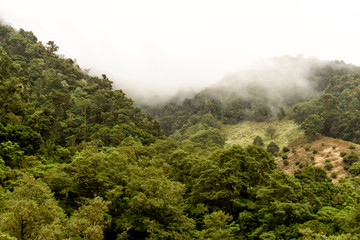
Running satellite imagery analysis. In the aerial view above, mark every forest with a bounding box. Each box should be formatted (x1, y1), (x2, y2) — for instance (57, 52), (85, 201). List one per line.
(2, 22), (360, 240)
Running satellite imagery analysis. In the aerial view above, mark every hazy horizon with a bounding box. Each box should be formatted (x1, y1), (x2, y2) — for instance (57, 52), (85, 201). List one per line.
(1, 0), (360, 101)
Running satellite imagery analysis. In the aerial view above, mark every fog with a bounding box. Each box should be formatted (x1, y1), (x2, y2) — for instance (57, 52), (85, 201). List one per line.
(203, 56), (323, 104)
(1, 0), (360, 103)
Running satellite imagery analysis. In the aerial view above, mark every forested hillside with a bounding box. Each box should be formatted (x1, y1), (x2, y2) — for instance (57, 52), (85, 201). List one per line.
(3, 23), (360, 240)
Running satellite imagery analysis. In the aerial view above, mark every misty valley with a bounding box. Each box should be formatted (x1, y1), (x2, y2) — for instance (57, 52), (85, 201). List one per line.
(3, 23), (360, 240)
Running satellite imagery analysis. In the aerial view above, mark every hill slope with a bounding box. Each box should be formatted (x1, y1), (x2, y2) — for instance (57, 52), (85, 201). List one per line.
(223, 120), (360, 183)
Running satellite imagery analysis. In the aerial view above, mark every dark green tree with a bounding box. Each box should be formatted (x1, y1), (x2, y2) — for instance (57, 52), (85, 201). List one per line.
(253, 135), (264, 147)
(267, 142), (279, 155)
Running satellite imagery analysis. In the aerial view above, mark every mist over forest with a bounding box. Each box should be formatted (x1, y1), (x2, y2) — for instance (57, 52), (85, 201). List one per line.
(3, 19), (360, 240)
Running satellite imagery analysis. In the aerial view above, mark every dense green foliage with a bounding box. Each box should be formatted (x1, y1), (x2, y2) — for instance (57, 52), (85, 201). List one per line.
(290, 69), (360, 143)
(3, 22), (360, 240)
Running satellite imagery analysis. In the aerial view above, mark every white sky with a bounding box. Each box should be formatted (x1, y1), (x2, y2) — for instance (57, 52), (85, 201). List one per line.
(1, 0), (360, 99)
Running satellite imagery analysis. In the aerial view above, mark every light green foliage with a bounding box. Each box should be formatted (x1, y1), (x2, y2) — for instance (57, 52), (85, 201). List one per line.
(0, 141), (23, 168)
(69, 197), (110, 240)
(302, 114), (325, 137)
(198, 211), (235, 240)
(113, 166), (196, 239)
(349, 162), (360, 175)
(190, 145), (275, 215)
(266, 125), (277, 139)
(172, 123), (225, 151)
(0, 175), (67, 239)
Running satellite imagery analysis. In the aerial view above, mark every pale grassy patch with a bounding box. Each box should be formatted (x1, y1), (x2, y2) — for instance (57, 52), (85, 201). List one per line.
(222, 120), (306, 148)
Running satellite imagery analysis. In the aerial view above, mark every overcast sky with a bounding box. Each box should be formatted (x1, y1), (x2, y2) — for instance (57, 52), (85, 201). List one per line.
(1, 0), (360, 99)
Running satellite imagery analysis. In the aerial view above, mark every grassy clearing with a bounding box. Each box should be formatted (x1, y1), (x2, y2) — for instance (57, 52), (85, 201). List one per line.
(222, 120), (306, 148)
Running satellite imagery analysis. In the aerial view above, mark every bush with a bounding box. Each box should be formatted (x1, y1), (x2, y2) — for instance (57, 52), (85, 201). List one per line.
(340, 151), (347, 157)
(313, 149), (318, 154)
(282, 154), (288, 160)
(321, 142), (325, 147)
(295, 161), (300, 166)
(283, 160), (289, 166)
(344, 165), (350, 170)
(343, 152), (360, 166)
(349, 161), (360, 175)
(299, 163), (304, 169)
(325, 159), (330, 163)
(282, 146), (290, 153)
(253, 136), (264, 147)
(292, 148), (296, 153)
(332, 145), (336, 149)
(350, 144), (356, 150)
(331, 171), (338, 178)
(310, 156), (314, 161)
(305, 144), (311, 151)
(324, 162), (333, 171)
(267, 142), (279, 155)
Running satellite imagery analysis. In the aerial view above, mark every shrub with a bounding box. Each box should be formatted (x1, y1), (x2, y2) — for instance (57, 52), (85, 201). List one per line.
(324, 162), (333, 171)
(305, 144), (311, 151)
(344, 165), (349, 170)
(325, 159), (330, 163)
(310, 156), (314, 161)
(331, 172), (338, 178)
(295, 161), (300, 166)
(340, 151), (347, 157)
(332, 145), (336, 149)
(349, 161), (360, 175)
(322, 142), (325, 147)
(343, 152), (360, 166)
(350, 144), (356, 150)
(282, 146), (290, 153)
(282, 154), (288, 160)
(299, 163), (304, 169)
(292, 148), (296, 153)
(267, 142), (279, 155)
(313, 149), (318, 154)
(283, 160), (289, 166)
(253, 136), (264, 147)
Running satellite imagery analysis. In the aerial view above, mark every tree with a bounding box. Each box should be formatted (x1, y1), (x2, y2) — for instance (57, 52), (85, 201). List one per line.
(350, 162), (360, 175)
(69, 197), (110, 240)
(266, 126), (277, 139)
(302, 114), (325, 137)
(112, 166), (195, 239)
(0, 141), (23, 168)
(277, 107), (286, 120)
(198, 211), (235, 240)
(45, 41), (59, 54)
(253, 135), (264, 147)
(0, 175), (67, 239)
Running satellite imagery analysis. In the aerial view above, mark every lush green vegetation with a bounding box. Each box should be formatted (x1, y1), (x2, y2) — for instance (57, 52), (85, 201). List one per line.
(3, 22), (360, 240)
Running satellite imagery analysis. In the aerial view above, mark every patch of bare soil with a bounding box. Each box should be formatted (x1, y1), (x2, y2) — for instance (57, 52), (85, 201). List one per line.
(275, 137), (359, 183)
